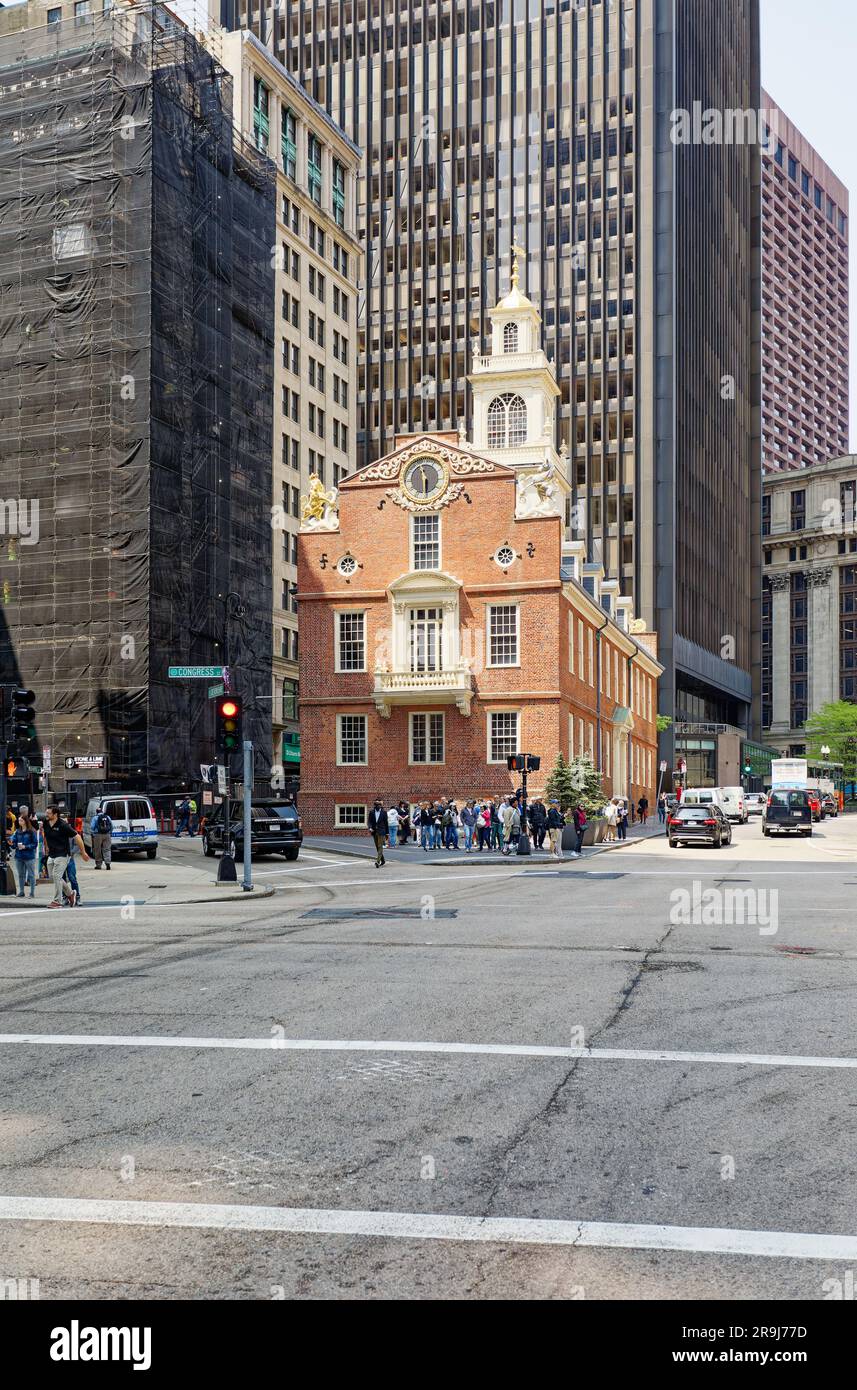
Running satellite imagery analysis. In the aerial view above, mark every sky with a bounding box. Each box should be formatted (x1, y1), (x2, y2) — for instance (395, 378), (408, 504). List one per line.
(761, 0), (856, 450)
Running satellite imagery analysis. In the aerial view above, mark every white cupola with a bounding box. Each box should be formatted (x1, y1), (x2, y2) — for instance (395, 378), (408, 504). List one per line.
(467, 243), (562, 472)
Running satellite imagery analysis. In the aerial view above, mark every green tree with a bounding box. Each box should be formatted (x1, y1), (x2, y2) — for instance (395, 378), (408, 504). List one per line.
(804, 701), (857, 784)
(567, 754), (606, 817)
(656, 714), (672, 734)
(543, 751), (577, 812)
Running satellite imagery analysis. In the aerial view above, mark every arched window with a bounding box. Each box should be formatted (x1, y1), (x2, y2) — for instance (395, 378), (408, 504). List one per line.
(486, 393), (528, 448)
(503, 321), (518, 353)
(508, 395), (527, 445)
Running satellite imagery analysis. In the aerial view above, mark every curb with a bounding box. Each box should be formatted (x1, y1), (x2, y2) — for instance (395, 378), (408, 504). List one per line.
(0, 884), (277, 909)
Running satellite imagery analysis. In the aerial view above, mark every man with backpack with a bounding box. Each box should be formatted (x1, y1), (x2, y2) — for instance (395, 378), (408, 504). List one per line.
(546, 800), (565, 860)
(90, 806), (114, 870)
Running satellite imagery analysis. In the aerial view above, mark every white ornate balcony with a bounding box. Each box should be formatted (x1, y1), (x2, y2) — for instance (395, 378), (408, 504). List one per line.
(373, 665), (473, 718)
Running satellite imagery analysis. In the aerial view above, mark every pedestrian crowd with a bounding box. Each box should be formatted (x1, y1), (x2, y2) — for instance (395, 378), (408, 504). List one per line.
(365, 792), (655, 868)
(366, 796), (592, 868)
(4, 803), (96, 907)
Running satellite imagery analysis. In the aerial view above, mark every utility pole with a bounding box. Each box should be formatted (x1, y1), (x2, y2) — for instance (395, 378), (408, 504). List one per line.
(242, 739), (253, 891)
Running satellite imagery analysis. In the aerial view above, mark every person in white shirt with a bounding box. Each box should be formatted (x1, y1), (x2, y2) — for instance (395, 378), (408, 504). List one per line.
(386, 804), (399, 848)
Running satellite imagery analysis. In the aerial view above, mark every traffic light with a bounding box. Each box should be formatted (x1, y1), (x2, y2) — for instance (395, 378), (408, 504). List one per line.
(215, 695), (242, 758)
(743, 762), (752, 776)
(507, 752), (541, 773)
(11, 688), (35, 743)
(5, 756), (29, 779)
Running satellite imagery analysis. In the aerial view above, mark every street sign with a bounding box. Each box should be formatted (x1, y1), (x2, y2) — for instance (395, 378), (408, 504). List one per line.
(168, 665), (224, 680)
(659, 760), (667, 772)
(42, 745), (52, 774)
(216, 764), (227, 796)
(207, 683), (224, 698)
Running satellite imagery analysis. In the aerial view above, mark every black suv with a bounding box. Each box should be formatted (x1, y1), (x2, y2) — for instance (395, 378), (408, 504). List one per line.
(762, 789), (812, 838)
(668, 803), (732, 849)
(202, 800), (303, 860)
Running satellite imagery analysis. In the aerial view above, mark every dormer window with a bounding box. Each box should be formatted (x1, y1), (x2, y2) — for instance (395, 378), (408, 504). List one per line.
(487, 393), (527, 448)
(503, 321), (519, 353)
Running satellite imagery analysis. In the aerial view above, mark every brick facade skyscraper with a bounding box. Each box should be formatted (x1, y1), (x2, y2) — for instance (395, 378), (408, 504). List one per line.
(761, 92), (849, 473)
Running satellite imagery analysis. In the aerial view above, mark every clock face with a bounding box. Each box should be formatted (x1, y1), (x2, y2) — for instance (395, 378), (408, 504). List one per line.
(403, 457), (445, 502)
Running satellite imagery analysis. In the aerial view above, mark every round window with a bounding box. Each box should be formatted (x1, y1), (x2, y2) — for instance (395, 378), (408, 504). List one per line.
(338, 554), (358, 576)
(494, 544), (516, 568)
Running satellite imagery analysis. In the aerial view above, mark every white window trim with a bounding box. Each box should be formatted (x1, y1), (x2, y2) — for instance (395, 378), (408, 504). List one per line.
(409, 711), (446, 765)
(568, 613), (575, 674)
(409, 511), (442, 571)
(577, 620), (584, 678)
(335, 803), (367, 827)
(335, 712), (368, 766)
(333, 608), (367, 673)
(588, 627), (594, 687)
(486, 602), (521, 669)
(486, 708), (520, 764)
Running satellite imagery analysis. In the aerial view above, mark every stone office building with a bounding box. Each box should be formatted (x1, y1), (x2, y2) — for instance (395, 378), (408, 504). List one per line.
(762, 455), (857, 751)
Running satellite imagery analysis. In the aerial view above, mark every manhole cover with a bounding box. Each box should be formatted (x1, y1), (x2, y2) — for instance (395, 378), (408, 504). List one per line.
(301, 907), (457, 921)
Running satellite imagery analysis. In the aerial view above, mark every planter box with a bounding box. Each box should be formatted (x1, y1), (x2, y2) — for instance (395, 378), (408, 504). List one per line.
(561, 824), (579, 852)
(584, 818), (606, 846)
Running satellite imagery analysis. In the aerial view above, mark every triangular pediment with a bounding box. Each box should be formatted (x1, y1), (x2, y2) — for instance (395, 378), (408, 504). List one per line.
(342, 434), (517, 487)
(388, 570), (463, 596)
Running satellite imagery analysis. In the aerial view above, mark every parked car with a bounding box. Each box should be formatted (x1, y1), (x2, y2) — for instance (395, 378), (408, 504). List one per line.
(720, 787), (748, 824)
(202, 800), (303, 860)
(82, 795), (159, 859)
(762, 788), (812, 838)
(668, 804), (732, 849)
(807, 790), (823, 822)
(745, 792), (767, 816)
(821, 792), (838, 818)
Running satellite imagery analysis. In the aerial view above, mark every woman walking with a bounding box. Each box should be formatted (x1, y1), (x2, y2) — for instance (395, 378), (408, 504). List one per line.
(11, 810), (38, 899)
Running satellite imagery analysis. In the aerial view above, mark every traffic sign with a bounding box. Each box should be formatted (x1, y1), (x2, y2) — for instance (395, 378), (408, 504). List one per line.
(207, 683), (224, 699)
(43, 745), (52, 774)
(217, 764), (227, 795)
(168, 665), (224, 679)
(659, 760), (667, 772)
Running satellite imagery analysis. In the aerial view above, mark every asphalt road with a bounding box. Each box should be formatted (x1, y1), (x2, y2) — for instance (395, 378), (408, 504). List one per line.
(1, 813), (856, 1300)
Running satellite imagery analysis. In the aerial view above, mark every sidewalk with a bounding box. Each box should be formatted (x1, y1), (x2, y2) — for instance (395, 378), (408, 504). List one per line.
(0, 854), (274, 909)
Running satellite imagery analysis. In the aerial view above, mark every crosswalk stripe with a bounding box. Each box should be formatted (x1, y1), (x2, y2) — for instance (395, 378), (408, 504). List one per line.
(0, 1194), (854, 1260)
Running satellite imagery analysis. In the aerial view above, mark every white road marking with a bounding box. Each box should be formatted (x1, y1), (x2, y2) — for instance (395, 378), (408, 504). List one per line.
(1, 1032), (857, 1071)
(0, 1194), (854, 1260)
(256, 861), (356, 876)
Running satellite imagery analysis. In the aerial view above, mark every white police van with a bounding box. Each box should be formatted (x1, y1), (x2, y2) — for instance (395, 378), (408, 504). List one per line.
(83, 795), (159, 859)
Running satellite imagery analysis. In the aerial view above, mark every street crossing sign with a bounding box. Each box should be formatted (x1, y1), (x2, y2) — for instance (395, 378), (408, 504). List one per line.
(168, 665), (224, 679)
(207, 683), (224, 698)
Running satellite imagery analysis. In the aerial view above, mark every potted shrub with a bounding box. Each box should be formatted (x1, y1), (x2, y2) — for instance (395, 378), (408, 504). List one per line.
(544, 752), (607, 850)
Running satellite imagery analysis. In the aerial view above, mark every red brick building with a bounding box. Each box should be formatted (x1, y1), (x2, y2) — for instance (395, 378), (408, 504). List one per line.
(297, 427), (663, 834)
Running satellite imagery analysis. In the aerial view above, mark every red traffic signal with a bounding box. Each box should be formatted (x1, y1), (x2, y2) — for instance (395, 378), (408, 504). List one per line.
(215, 695), (243, 756)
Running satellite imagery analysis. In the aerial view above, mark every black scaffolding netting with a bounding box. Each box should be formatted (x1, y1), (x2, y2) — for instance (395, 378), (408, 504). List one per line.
(0, 8), (274, 792)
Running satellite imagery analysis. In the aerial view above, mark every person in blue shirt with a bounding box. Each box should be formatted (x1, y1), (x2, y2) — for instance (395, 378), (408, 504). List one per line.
(10, 810), (38, 899)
